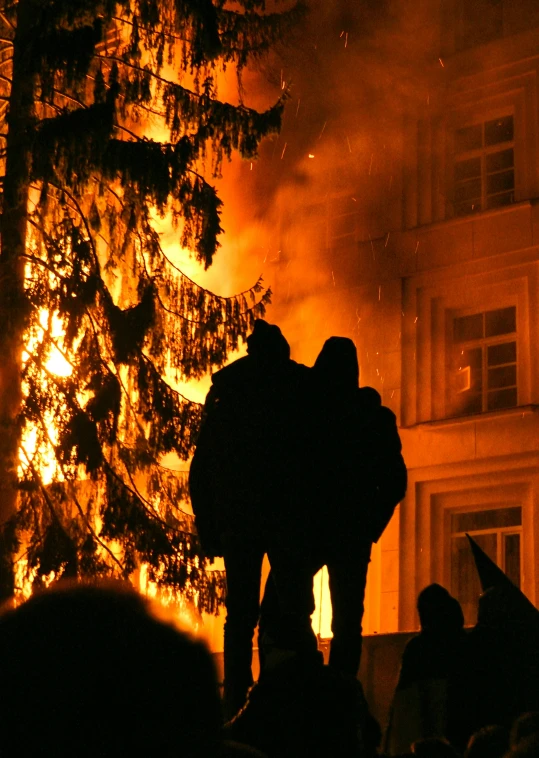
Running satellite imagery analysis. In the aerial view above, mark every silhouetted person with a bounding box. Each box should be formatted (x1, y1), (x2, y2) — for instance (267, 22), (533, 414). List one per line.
(511, 713), (539, 749)
(386, 584), (468, 754)
(464, 585), (539, 736)
(0, 582), (223, 757)
(309, 337), (406, 676)
(225, 653), (377, 757)
(505, 734), (539, 758)
(465, 725), (509, 758)
(189, 319), (317, 719)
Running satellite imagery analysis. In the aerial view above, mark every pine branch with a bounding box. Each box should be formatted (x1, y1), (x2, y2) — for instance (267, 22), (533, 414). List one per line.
(104, 456), (194, 540)
(0, 13), (14, 31)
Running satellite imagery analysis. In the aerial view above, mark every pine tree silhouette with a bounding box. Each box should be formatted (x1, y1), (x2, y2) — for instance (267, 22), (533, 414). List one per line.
(0, 0), (305, 604)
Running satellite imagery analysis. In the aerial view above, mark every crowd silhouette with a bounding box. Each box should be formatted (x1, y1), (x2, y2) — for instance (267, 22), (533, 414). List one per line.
(0, 319), (538, 757)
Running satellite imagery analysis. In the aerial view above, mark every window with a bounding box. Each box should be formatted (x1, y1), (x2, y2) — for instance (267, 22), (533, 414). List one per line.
(453, 115), (514, 217)
(448, 305), (517, 416)
(451, 506), (522, 625)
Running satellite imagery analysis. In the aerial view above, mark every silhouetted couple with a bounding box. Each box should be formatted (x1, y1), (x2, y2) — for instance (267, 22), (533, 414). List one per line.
(189, 319), (407, 718)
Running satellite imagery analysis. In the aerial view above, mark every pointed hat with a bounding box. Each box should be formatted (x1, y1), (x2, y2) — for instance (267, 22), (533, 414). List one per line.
(466, 533), (538, 619)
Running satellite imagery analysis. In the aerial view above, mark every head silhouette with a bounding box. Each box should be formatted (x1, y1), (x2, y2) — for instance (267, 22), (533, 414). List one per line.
(465, 725), (509, 758)
(0, 582), (222, 757)
(417, 583), (464, 633)
(246, 319), (290, 364)
(313, 336), (359, 389)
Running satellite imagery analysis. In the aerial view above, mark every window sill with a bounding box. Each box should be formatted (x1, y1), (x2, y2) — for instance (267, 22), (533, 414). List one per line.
(404, 403), (539, 430)
(411, 199), (532, 234)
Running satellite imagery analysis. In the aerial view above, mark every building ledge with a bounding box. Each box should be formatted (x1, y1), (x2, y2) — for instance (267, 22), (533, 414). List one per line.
(403, 404), (539, 430)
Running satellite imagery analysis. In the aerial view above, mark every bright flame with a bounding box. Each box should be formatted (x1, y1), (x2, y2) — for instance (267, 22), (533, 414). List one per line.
(311, 566), (333, 639)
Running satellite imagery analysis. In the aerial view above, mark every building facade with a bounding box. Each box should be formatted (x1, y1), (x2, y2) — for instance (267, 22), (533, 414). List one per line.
(271, 0), (539, 635)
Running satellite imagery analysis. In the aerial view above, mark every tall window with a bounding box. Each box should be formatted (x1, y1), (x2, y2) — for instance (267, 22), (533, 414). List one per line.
(453, 115), (514, 217)
(448, 305), (517, 416)
(451, 506), (522, 625)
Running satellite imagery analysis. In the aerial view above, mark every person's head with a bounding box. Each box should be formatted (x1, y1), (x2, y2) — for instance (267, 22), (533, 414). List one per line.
(465, 725), (509, 758)
(0, 581), (222, 757)
(511, 713), (539, 748)
(505, 734), (539, 758)
(246, 319), (290, 364)
(417, 583), (464, 633)
(313, 336), (359, 390)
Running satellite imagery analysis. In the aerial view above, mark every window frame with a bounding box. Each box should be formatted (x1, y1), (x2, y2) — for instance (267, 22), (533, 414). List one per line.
(447, 305), (518, 416)
(453, 115), (515, 216)
(443, 94), (527, 223)
(428, 275), (531, 423)
(451, 112), (516, 217)
(449, 503), (523, 625)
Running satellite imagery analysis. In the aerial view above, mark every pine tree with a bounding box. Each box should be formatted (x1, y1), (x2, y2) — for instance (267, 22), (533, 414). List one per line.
(0, 0), (304, 608)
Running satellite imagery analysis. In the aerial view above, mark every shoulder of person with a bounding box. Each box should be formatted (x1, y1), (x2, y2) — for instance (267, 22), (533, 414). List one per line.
(211, 356), (252, 388)
(357, 386), (382, 407)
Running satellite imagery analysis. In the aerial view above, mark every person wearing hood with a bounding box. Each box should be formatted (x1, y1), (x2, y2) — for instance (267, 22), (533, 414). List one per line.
(307, 337), (407, 676)
(189, 319), (316, 719)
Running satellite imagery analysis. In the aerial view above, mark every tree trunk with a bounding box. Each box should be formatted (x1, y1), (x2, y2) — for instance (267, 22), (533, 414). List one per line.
(0, 0), (37, 598)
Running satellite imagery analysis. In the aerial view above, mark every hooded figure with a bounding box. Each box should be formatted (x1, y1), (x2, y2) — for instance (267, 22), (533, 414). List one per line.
(309, 337), (407, 676)
(385, 584), (468, 755)
(189, 320), (317, 719)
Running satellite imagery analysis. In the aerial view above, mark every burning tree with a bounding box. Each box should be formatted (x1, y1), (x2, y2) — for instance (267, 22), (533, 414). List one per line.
(0, 0), (304, 606)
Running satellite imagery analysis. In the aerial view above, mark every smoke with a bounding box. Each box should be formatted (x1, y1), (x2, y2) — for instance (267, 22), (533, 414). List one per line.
(202, 0), (443, 371)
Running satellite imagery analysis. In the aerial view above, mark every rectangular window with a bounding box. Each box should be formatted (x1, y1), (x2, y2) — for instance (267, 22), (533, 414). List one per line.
(451, 506), (522, 625)
(453, 115), (515, 217)
(448, 306), (517, 416)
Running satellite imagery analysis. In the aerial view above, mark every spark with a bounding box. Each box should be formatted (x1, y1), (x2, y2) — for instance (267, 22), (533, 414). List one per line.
(391, 390), (395, 398)
(439, 57), (445, 67)
(351, 197), (357, 202)
(378, 285), (381, 301)
(295, 98), (301, 117)
(369, 234), (375, 260)
(414, 316), (418, 323)
(368, 153), (374, 175)
(345, 32), (349, 48)
(346, 136), (352, 153)
(415, 240), (420, 254)
(384, 232), (390, 247)
(250, 162), (253, 171)
(331, 270), (336, 287)
(318, 120), (327, 140)
(281, 143), (287, 159)
(308, 153), (315, 158)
